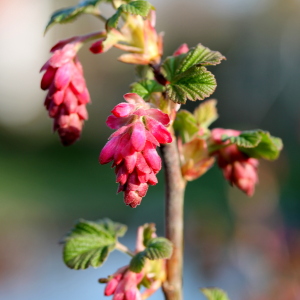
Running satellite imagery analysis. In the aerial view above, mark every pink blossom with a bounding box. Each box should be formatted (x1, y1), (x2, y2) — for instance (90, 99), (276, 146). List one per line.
(211, 128), (259, 196)
(40, 42), (90, 146)
(99, 93), (172, 207)
(104, 267), (144, 300)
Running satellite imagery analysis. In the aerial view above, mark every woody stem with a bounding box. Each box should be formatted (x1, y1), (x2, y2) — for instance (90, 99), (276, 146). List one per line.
(161, 139), (186, 300)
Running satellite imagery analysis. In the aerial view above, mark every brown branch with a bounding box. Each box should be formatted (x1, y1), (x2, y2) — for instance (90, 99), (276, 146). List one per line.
(161, 139), (186, 300)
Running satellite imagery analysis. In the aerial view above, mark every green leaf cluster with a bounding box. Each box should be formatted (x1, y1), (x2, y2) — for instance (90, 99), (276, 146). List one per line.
(62, 218), (127, 269)
(129, 228), (173, 273)
(223, 130), (283, 160)
(161, 44), (225, 104)
(106, 0), (152, 30)
(45, 0), (105, 33)
(201, 288), (230, 300)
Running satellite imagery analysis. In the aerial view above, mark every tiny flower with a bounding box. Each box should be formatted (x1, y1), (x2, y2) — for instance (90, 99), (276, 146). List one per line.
(40, 42), (90, 145)
(90, 11), (163, 65)
(104, 267), (144, 300)
(211, 128), (259, 196)
(99, 93), (172, 207)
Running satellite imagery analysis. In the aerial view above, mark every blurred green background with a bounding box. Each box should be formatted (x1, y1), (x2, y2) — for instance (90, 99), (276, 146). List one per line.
(1, 0), (300, 299)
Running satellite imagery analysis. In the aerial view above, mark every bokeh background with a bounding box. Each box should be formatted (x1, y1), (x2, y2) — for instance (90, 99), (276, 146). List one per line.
(1, 0), (300, 299)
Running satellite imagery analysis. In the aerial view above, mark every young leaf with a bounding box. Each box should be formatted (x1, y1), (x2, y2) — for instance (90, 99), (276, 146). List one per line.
(193, 99), (218, 128)
(239, 131), (283, 160)
(129, 237), (173, 273)
(131, 80), (164, 100)
(129, 252), (147, 273)
(121, 0), (152, 16)
(62, 219), (127, 270)
(162, 54), (186, 81)
(106, 9), (122, 29)
(176, 44), (225, 75)
(166, 66), (216, 104)
(142, 223), (156, 246)
(223, 130), (283, 160)
(201, 288), (230, 300)
(173, 110), (199, 143)
(223, 131), (262, 148)
(144, 237), (173, 260)
(45, 0), (103, 33)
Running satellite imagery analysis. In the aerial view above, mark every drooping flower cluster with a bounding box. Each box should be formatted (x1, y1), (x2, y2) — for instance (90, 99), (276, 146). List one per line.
(99, 93), (172, 207)
(40, 42), (90, 146)
(90, 11), (163, 65)
(104, 267), (144, 300)
(211, 128), (259, 196)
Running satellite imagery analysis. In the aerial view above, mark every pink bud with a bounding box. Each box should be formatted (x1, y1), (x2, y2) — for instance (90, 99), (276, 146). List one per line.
(89, 39), (104, 54)
(173, 43), (189, 56)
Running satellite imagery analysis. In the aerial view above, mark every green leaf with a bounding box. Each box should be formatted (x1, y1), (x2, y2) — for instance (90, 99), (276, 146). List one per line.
(45, 0), (103, 33)
(223, 131), (262, 148)
(162, 54), (186, 81)
(239, 131), (283, 160)
(106, 9), (122, 29)
(173, 110), (199, 143)
(176, 44), (225, 75)
(193, 99), (218, 128)
(201, 288), (230, 300)
(223, 130), (283, 160)
(144, 237), (173, 260)
(129, 237), (173, 273)
(62, 219), (127, 270)
(131, 80), (164, 100)
(135, 65), (154, 80)
(166, 66), (217, 104)
(142, 223), (156, 246)
(129, 252), (147, 273)
(121, 0), (151, 16)
(107, 0), (152, 30)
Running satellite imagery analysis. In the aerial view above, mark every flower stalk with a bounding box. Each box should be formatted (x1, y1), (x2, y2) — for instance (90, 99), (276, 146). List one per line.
(161, 139), (186, 300)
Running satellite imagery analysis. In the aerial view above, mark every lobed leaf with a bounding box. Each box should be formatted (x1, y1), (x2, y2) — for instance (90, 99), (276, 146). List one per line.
(166, 66), (216, 104)
(223, 131), (262, 148)
(142, 223), (156, 246)
(131, 80), (164, 100)
(45, 0), (103, 33)
(193, 99), (218, 128)
(176, 44), (225, 75)
(201, 288), (230, 300)
(144, 237), (173, 260)
(129, 252), (147, 273)
(62, 219), (127, 270)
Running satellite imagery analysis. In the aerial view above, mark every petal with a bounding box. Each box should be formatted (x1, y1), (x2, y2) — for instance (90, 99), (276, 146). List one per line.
(123, 93), (145, 105)
(104, 278), (119, 296)
(106, 115), (132, 130)
(99, 136), (120, 164)
(52, 90), (65, 106)
(70, 65), (86, 94)
(124, 152), (137, 174)
(135, 153), (151, 174)
(63, 88), (78, 114)
(145, 109), (170, 126)
(173, 43), (189, 56)
(114, 133), (131, 165)
(76, 105), (88, 120)
(41, 66), (56, 90)
(145, 130), (159, 146)
(142, 142), (161, 173)
(116, 164), (128, 185)
(49, 44), (76, 67)
(54, 62), (73, 90)
(147, 172), (158, 185)
(76, 87), (91, 105)
(109, 125), (129, 140)
(145, 117), (172, 144)
(112, 103), (135, 118)
(131, 121), (146, 152)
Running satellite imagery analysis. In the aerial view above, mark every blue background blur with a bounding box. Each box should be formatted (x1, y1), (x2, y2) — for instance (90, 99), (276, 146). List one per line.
(1, 0), (300, 299)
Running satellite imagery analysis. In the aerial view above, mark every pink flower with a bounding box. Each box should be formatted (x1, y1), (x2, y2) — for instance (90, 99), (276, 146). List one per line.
(104, 267), (144, 300)
(99, 93), (172, 207)
(211, 128), (259, 196)
(40, 42), (90, 146)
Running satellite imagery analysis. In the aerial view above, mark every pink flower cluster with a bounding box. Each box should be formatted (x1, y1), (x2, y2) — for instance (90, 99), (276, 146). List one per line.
(211, 128), (259, 196)
(40, 43), (90, 146)
(99, 93), (172, 207)
(104, 267), (144, 300)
